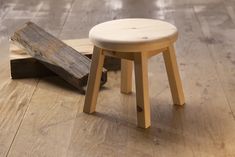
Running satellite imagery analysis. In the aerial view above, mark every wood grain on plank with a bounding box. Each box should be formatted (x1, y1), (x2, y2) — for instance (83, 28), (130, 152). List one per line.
(133, 52), (151, 128)
(11, 22), (107, 89)
(7, 77), (83, 157)
(194, 4), (235, 119)
(10, 38), (120, 79)
(0, 62), (38, 157)
(121, 59), (133, 94)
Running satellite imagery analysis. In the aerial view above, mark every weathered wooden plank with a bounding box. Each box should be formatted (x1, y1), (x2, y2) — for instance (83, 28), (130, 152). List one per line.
(10, 43), (55, 78)
(10, 38), (120, 79)
(11, 22), (107, 89)
(10, 57), (56, 78)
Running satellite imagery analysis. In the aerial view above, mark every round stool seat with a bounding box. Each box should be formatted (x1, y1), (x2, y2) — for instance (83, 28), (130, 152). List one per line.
(89, 18), (178, 52)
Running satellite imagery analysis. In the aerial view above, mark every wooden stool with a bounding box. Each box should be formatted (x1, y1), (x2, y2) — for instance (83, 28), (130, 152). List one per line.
(83, 18), (185, 128)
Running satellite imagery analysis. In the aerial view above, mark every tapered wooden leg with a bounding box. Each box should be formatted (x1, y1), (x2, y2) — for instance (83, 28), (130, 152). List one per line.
(134, 52), (151, 128)
(121, 59), (133, 94)
(83, 46), (105, 113)
(163, 45), (185, 105)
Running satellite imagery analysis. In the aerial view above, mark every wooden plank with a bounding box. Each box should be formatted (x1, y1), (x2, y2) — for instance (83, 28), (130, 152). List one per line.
(9, 39), (94, 79)
(6, 76), (83, 157)
(11, 22), (107, 89)
(0, 64), (38, 157)
(10, 57), (56, 79)
(194, 3), (235, 118)
(154, 6), (235, 156)
(66, 72), (130, 157)
(10, 38), (120, 79)
(10, 43), (55, 78)
(0, 0), (45, 156)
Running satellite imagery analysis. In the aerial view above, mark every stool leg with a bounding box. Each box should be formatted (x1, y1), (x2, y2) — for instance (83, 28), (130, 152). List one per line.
(163, 45), (185, 105)
(121, 59), (133, 94)
(134, 52), (151, 128)
(83, 46), (105, 113)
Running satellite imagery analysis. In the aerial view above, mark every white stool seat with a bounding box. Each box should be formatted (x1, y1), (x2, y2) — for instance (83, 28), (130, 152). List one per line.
(89, 18), (178, 52)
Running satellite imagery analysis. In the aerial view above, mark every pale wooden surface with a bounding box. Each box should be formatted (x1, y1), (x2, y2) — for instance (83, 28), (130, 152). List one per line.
(163, 45), (185, 105)
(133, 52), (151, 128)
(121, 59), (133, 94)
(89, 18), (178, 52)
(87, 18), (184, 128)
(0, 0), (235, 156)
(83, 47), (105, 113)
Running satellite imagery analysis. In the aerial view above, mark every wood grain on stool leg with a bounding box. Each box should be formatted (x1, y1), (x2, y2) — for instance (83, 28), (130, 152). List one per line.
(83, 46), (105, 113)
(121, 59), (133, 94)
(163, 45), (185, 105)
(134, 52), (151, 128)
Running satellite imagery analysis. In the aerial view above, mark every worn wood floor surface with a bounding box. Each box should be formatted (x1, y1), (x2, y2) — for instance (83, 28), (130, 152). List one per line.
(0, 0), (235, 156)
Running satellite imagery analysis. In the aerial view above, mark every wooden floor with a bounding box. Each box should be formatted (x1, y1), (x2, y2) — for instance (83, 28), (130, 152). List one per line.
(0, 0), (235, 156)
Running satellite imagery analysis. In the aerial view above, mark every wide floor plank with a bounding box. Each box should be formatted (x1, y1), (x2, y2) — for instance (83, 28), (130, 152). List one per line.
(194, 2), (235, 120)
(0, 62), (38, 157)
(7, 77), (83, 157)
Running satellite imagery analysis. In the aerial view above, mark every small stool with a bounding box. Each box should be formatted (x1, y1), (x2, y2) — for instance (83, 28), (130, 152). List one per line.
(83, 18), (185, 128)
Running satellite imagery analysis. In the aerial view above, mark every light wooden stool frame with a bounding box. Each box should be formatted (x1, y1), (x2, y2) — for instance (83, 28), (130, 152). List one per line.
(83, 19), (185, 128)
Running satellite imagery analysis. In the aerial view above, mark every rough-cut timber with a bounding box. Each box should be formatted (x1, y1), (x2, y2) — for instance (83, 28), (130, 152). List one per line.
(11, 22), (107, 89)
(10, 58), (56, 78)
(10, 38), (120, 79)
(10, 42), (55, 78)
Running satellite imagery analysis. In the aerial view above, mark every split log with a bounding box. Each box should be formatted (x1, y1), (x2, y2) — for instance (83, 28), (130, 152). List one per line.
(11, 22), (107, 89)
